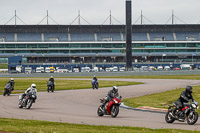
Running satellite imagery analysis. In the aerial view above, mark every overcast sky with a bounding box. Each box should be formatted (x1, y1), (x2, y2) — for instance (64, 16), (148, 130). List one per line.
(0, 0), (200, 25)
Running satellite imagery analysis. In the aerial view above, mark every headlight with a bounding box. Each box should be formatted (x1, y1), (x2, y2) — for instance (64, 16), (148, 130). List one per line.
(32, 95), (35, 98)
(192, 103), (197, 109)
(114, 100), (118, 103)
(114, 100), (118, 104)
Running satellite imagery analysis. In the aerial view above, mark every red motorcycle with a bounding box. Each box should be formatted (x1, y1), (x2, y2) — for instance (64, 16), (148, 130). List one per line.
(97, 96), (122, 118)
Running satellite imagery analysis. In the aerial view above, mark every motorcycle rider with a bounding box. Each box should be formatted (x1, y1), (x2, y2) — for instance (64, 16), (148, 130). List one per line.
(8, 78), (15, 91)
(49, 76), (55, 90)
(93, 75), (98, 82)
(21, 84), (37, 100)
(172, 86), (194, 118)
(101, 86), (119, 108)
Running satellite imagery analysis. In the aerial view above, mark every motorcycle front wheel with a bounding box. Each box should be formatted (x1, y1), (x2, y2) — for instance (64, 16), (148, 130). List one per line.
(165, 111), (175, 123)
(187, 111), (198, 125)
(3, 89), (7, 96)
(97, 106), (104, 117)
(26, 99), (33, 109)
(111, 105), (119, 118)
(18, 100), (23, 108)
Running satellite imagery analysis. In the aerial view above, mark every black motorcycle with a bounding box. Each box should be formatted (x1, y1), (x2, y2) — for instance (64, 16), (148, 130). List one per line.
(18, 92), (36, 109)
(165, 101), (199, 125)
(3, 83), (12, 96)
(47, 81), (54, 92)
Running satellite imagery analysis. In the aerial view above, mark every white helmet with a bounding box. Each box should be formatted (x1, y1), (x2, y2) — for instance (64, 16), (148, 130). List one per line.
(31, 84), (36, 89)
(10, 78), (14, 81)
(51, 76), (53, 78)
(113, 86), (118, 92)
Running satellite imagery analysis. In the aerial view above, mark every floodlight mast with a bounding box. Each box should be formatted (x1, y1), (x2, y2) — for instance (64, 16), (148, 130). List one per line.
(125, 0), (132, 71)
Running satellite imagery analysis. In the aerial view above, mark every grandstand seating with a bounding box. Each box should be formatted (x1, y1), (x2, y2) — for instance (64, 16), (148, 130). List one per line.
(18, 33), (41, 42)
(97, 33), (121, 41)
(0, 32), (200, 42)
(176, 32), (200, 41)
(132, 32), (148, 41)
(44, 33), (68, 41)
(0, 33), (14, 42)
(70, 33), (94, 41)
(149, 32), (174, 41)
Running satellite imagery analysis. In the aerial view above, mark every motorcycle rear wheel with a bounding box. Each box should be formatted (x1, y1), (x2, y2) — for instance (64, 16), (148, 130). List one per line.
(97, 106), (104, 117)
(165, 111), (175, 123)
(47, 87), (50, 92)
(96, 84), (98, 89)
(187, 111), (198, 125)
(111, 105), (119, 118)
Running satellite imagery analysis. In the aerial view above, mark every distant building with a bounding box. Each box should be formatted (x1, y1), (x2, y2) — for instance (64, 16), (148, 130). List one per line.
(0, 24), (200, 63)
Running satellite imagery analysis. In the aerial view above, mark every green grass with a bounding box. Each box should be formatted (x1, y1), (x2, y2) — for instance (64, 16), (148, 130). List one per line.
(0, 118), (199, 133)
(123, 85), (200, 113)
(0, 78), (142, 95)
(0, 63), (8, 69)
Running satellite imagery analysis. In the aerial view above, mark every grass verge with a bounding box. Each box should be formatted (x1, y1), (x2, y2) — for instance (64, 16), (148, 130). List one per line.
(0, 118), (200, 133)
(123, 85), (200, 114)
(42, 75), (200, 80)
(0, 78), (142, 95)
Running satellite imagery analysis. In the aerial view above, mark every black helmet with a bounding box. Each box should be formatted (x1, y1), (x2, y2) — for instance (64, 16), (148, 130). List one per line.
(186, 86), (193, 93)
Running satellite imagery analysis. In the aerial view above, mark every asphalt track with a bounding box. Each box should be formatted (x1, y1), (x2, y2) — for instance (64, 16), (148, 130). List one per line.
(1, 78), (200, 131)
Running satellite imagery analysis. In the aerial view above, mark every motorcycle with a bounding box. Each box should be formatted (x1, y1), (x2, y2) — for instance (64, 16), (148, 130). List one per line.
(3, 83), (12, 96)
(18, 92), (37, 109)
(91, 80), (98, 89)
(47, 81), (54, 92)
(97, 96), (122, 118)
(165, 101), (199, 125)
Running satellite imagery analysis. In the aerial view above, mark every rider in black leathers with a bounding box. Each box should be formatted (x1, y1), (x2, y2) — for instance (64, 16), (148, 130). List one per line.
(173, 86), (194, 116)
(102, 86), (119, 107)
(8, 78), (15, 91)
(49, 76), (55, 89)
(93, 75), (98, 82)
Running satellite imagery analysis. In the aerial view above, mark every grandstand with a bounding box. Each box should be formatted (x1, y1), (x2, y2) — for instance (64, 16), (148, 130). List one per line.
(0, 24), (200, 63)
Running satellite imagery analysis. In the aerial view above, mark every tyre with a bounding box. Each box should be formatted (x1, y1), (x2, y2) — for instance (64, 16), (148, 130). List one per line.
(92, 85), (95, 89)
(187, 111), (198, 125)
(97, 106), (104, 117)
(165, 111), (175, 123)
(26, 99), (32, 109)
(18, 101), (23, 108)
(111, 105), (119, 118)
(47, 87), (50, 92)
(3, 90), (6, 96)
(52, 86), (54, 92)
(96, 84), (98, 89)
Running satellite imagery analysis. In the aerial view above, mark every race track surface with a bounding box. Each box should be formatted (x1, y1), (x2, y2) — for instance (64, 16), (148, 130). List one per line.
(1, 78), (200, 130)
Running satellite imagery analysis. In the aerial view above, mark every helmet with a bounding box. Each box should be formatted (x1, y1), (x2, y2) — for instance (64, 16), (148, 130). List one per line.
(31, 84), (36, 89)
(94, 75), (96, 77)
(10, 78), (14, 81)
(51, 76), (53, 78)
(186, 86), (193, 93)
(113, 86), (118, 92)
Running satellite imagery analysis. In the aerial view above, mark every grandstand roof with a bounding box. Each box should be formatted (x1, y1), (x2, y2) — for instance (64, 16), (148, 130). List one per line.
(1, 24), (200, 33)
